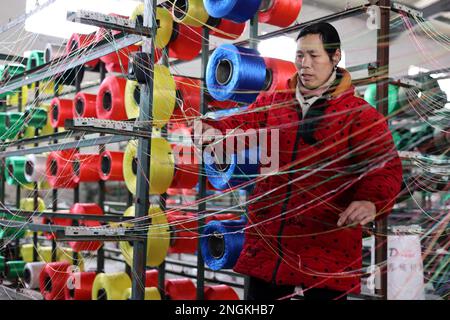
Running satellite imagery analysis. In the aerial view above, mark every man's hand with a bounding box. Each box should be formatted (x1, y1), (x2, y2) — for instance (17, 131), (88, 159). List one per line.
(337, 201), (376, 227)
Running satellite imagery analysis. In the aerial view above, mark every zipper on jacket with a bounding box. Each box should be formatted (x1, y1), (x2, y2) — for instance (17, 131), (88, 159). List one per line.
(271, 106), (304, 284)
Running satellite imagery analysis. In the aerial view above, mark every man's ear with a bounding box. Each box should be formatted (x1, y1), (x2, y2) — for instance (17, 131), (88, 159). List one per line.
(332, 48), (342, 66)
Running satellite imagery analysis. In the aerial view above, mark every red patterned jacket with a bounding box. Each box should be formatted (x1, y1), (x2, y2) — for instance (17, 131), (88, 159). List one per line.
(204, 68), (403, 294)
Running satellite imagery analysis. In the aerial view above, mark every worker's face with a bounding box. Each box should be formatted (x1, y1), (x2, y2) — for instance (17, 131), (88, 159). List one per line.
(295, 34), (340, 89)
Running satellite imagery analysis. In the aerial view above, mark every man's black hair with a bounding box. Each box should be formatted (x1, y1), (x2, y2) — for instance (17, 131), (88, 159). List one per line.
(296, 22), (341, 60)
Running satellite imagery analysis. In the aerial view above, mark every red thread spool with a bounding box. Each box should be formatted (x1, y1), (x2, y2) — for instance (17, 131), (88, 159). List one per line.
(73, 92), (97, 118)
(206, 213), (240, 223)
(64, 271), (97, 300)
(145, 269), (159, 287)
(99, 150), (124, 181)
(69, 203), (103, 252)
(204, 285), (239, 300)
(49, 97), (73, 128)
(166, 188), (184, 196)
(258, 0), (302, 28)
(73, 153), (101, 183)
(39, 262), (71, 300)
(171, 145), (198, 189)
(96, 76), (128, 120)
(95, 14), (141, 73)
(46, 150), (78, 189)
(165, 278), (196, 300)
(66, 33), (100, 69)
(260, 57), (296, 97)
(167, 211), (198, 254)
(42, 210), (72, 240)
(171, 77), (201, 127)
(169, 23), (202, 61)
(210, 19), (246, 40)
(182, 188), (197, 196)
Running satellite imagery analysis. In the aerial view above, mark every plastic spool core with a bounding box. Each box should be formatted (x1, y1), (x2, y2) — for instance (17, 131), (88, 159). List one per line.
(208, 231), (225, 259)
(75, 98), (85, 116)
(103, 91), (112, 111)
(52, 104), (59, 121)
(97, 289), (107, 300)
(101, 155), (111, 176)
(73, 159), (80, 177)
(259, 0), (274, 12)
(214, 152), (231, 172)
(7, 164), (14, 178)
(132, 157), (138, 175)
(25, 160), (34, 176)
(44, 275), (53, 293)
(50, 160), (58, 176)
(23, 268), (31, 284)
(133, 85), (141, 106)
(44, 48), (51, 63)
(216, 59), (233, 86)
(173, 0), (188, 20)
(263, 68), (273, 91)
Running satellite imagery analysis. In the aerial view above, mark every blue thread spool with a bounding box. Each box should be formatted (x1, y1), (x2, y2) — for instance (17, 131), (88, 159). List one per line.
(204, 0), (262, 23)
(206, 44), (266, 104)
(204, 147), (259, 191)
(200, 218), (246, 270)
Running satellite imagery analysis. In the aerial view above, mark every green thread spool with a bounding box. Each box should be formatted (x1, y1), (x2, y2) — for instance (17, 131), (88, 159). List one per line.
(364, 83), (400, 115)
(5, 260), (26, 279)
(5, 156), (29, 185)
(24, 107), (48, 129)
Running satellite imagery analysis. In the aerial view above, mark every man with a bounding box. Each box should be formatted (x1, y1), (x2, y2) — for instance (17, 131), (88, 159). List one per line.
(200, 22), (403, 300)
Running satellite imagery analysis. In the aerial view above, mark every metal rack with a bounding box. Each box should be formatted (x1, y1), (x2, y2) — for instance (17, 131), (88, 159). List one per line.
(0, 0), (440, 300)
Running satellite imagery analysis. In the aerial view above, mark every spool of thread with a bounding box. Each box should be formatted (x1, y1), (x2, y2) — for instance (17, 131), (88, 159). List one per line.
(123, 138), (175, 195)
(65, 271), (97, 300)
(204, 0), (261, 23)
(204, 285), (239, 300)
(66, 33), (99, 69)
(96, 76), (127, 120)
(5, 156), (31, 185)
(206, 44), (266, 103)
(204, 147), (259, 191)
(165, 278), (196, 300)
(200, 218), (246, 270)
(167, 211), (198, 254)
(172, 0), (209, 27)
(168, 22), (202, 61)
(36, 246), (53, 262)
(26, 50), (60, 95)
(24, 154), (47, 183)
(44, 43), (66, 63)
(20, 244), (34, 262)
(365, 83), (400, 115)
(20, 197), (46, 213)
(92, 272), (131, 300)
(144, 269), (159, 287)
(68, 203), (103, 252)
(39, 261), (71, 300)
(0, 112), (25, 140)
(5, 260), (26, 279)
(72, 153), (101, 183)
(260, 57), (296, 96)
(171, 76), (201, 126)
(5, 86), (28, 108)
(131, 5), (173, 49)
(0, 64), (26, 99)
(57, 247), (85, 272)
(99, 150), (124, 181)
(170, 145), (198, 189)
(49, 97), (73, 128)
(46, 149), (78, 189)
(209, 18), (246, 40)
(258, 0), (302, 27)
(122, 287), (161, 300)
(118, 205), (170, 267)
(73, 92), (97, 118)
(124, 65), (176, 127)
(24, 262), (46, 289)
(23, 107), (48, 129)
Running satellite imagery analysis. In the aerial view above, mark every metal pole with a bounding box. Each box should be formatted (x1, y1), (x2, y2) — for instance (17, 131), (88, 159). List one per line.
(196, 27), (210, 301)
(131, 0), (157, 300)
(375, 0), (391, 300)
